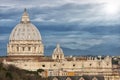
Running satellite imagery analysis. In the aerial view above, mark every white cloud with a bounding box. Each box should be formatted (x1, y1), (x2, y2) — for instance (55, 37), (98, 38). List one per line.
(0, 0), (120, 26)
(0, 34), (9, 41)
(64, 0), (120, 4)
(32, 18), (56, 22)
(0, 19), (14, 22)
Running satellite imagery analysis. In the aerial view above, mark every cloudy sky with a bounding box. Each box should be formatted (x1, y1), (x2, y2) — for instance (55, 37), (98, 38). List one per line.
(0, 0), (120, 56)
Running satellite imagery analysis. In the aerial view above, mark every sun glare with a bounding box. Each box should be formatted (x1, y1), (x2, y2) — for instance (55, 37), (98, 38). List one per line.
(103, 2), (119, 15)
(105, 4), (118, 14)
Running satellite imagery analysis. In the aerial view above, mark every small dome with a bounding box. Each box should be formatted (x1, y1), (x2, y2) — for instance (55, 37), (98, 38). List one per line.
(53, 44), (64, 54)
(9, 9), (42, 41)
(52, 44), (65, 60)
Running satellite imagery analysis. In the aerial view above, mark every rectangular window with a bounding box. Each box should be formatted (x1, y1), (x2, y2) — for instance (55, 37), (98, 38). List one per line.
(17, 47), (19, 51)
(28, 47), (31, 51)
(22, 47), (25, 51)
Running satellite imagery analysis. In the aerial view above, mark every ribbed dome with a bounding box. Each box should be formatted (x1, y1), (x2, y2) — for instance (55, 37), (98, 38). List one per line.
(9, 9), (41, 41)
(9, 23), (41, 41)
(53, 44), (64, 54)
(52, 44), (64, 60)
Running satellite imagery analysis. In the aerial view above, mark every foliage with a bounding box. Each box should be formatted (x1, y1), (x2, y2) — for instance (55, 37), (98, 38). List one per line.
(37, 69), (44, 73)
(0, 62), (47, 80)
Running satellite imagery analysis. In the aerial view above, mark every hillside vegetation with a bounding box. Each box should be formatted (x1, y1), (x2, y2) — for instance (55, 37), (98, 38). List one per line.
(0, 63), (47, 80)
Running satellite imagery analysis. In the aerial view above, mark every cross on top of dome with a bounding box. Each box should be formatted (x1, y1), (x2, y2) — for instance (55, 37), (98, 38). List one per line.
(57, 43), (60, 48)
(21, 8), (30, 23)
(24, 8), (27, 12)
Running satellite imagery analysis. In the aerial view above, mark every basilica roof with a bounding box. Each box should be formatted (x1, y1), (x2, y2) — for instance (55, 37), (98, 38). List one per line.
(9, 9), (42, 41)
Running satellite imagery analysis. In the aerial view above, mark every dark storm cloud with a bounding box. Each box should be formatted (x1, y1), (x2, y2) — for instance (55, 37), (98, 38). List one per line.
(0, 0), (120, 56)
